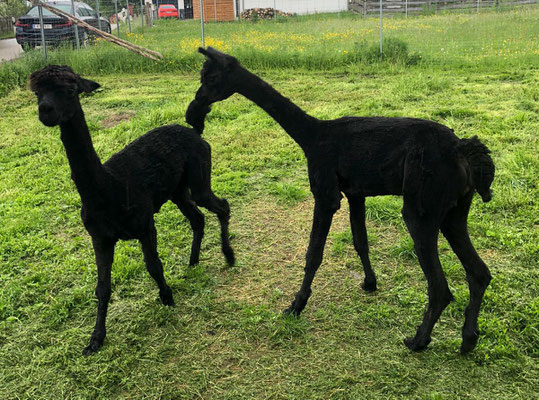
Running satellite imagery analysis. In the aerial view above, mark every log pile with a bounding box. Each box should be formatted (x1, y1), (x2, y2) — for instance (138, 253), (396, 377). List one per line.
(240, 8), (292, 20)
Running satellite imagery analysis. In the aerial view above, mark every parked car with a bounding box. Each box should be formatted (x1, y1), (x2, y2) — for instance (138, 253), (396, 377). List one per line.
(158, 4), (179, 19)
(15, 1), (111, 51)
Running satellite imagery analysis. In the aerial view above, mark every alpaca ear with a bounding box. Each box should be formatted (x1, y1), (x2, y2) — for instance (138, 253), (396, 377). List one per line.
(199, 47), (237, 68)
(199, 46), (225, 61)
(198, 47), (210, 56)
(78, 77), (100, 93)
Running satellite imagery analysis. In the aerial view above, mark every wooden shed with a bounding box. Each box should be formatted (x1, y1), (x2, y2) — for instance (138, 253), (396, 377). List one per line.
(193, 0), (236, 22)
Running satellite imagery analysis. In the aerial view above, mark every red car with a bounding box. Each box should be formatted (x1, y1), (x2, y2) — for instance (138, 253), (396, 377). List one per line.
(158, 4), (179, 19)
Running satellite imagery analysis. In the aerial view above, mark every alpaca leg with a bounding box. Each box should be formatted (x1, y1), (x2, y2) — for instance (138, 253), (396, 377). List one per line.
(83, 237), (116, 356)
(284, 200), (338, 316)
(441, 195), (491, 354)
(172, 186), (205, 267)
(347, 195), (377, 292)
(140, 224), (174, 306)
(188, 157), (234, 265)
(192, 191), (235, 266)
(402, 204), (453, 351)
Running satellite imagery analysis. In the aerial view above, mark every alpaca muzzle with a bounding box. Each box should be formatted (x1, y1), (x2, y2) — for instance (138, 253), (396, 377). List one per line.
(38, 103), (59, 127)
(186, 98), (211, 134)
(480, 190), (492, 203)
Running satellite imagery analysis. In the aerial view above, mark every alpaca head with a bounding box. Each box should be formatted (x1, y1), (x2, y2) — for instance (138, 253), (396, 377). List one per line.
(196, 47), (239, 102)
(185, 47), (239, 131)
(30, 65), (100, 127)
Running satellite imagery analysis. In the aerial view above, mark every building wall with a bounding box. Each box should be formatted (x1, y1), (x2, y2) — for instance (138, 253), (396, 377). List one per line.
(240, 0), (348, 15)
(193, 0), (235, 21)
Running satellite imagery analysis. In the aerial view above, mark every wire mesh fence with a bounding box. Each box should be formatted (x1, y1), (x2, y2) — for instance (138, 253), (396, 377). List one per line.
(5, 0), (539, 69)
(14, 1), (112, 54)
(12, 0), (153, 57)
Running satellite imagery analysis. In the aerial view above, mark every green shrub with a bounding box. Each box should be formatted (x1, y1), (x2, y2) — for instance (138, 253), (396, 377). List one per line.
(356, 37), (421, 65)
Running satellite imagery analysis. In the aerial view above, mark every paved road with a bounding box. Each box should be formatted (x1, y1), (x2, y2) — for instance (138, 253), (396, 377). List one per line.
(0, 38), (23, 62)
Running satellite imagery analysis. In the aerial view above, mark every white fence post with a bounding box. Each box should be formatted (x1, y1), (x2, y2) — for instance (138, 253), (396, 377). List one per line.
(95, 0), (102, 30)
(114, 0), (120, 36)
(200, 0), (205, 47)
(127, 0), (132, 33)
(70, 0), (80, 49)
(379, 0), (383, 59)
(140, 0), (144, 29)
(38, 4), (47, 61)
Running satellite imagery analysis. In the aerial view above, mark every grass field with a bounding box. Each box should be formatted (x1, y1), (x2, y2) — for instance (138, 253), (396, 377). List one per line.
(1, 8), (538, 400)
(0, 32), (15, 40)
(1, 5), (539, 97)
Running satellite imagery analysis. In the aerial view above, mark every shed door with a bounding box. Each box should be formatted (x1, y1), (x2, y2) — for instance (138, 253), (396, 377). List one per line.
(184, 0), (193, 18)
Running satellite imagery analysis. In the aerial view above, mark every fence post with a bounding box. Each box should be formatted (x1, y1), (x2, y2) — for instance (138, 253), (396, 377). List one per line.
(379, 0), (383, 59)
(145, 2), (152, 27)
(199, 0), (205, 47)
(114, 0), (120, 36)
(140, 0), (144, 30)
(214, 0), (217, 21)
(70, 0), (80, 49)
(95, 0), (102, 30)
(127, 0), (132, 33)
(405, 0), (408, 17)
(37, 4), (47, 62)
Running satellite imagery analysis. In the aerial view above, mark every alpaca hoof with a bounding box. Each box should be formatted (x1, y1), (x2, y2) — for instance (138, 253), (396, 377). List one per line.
(283, 298), (305, 317)
(361, 279), (377, 292)
(160, 287), (175, 306)
(283, 305), (301, 317)
(82, 338), (104, 356)
(460, 340), (477, 354)
(161, 296), (175, 307)
(404, 336), (431, 352)
(223, 247), (235, 266)
(460, 331), (479, 354)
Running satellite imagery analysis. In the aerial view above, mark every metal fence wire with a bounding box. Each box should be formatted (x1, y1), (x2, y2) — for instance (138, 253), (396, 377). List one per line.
(10, 0), (538, 63)
(14, 0), (152, 59)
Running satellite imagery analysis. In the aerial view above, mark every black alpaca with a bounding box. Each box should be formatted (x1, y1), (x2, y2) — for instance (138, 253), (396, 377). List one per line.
(30, 65), (235, 355)
(186, 47), (495, 353)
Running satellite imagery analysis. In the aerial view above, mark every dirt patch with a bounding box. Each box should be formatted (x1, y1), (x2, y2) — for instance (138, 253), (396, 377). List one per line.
(100, 111), (135, 128)
(216, 196), (373, 305)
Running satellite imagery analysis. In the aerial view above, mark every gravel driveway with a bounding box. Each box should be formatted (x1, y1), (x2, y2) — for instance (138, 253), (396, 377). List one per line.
(0, 38), (23, 62)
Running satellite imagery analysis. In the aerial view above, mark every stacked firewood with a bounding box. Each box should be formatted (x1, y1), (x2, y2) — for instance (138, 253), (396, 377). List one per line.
(240, 8), (292, 20)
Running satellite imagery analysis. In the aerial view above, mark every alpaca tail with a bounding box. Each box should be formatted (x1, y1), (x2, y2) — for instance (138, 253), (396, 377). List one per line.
(457, 136), (495, 202)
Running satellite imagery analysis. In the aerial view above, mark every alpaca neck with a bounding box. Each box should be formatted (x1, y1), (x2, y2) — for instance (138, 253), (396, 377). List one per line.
(235, 67), (318, 150)
(59, 107), (107, 204)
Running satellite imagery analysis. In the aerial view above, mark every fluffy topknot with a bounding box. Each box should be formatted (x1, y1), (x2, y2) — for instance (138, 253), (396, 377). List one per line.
(29, 65), (79, 92)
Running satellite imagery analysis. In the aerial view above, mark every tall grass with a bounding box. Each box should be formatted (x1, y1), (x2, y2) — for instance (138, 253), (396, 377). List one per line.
(1, 5), (538, 96)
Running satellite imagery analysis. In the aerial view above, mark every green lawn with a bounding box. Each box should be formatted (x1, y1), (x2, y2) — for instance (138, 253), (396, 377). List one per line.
(0, 8), (538, 400)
